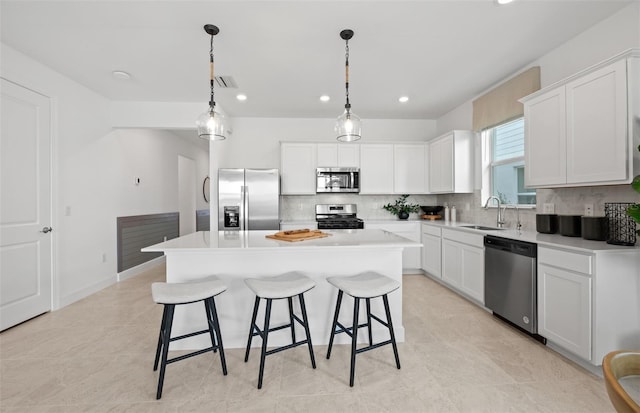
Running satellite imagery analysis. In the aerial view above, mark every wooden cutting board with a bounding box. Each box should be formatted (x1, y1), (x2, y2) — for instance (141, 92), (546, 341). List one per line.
(266, 229), (331, 242)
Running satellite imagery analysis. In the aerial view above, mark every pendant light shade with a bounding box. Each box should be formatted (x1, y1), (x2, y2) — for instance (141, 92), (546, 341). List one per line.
(335, 29), (361, 142)
(197, 24), (227, 140)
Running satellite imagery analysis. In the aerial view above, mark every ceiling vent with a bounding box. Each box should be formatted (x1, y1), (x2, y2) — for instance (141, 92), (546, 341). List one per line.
(214, 76), (238, 88)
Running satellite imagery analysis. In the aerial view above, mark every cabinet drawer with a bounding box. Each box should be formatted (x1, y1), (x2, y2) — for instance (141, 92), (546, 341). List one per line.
(539, 246), (593, 275)
(442, 228), (484, 247)
(422, 224), (441, 237)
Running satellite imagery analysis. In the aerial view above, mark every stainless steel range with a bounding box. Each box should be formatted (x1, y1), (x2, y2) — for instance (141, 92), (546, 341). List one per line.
(316, 204), (364, 229)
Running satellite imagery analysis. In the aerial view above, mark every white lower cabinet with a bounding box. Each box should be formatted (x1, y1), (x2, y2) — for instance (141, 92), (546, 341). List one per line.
(421, 224), (441, 278)
(441, 229), (484, 303)
(537, 245), (640, 365)
(366, 222), (421, 271)
(538, 262), (591, 360)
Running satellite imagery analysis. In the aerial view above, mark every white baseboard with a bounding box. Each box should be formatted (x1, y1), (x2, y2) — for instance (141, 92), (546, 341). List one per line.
(57, 275), (116, 309)
(117, 256), (165, 282)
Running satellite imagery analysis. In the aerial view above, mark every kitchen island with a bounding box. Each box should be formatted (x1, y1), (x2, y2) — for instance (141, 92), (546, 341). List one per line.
(142, 229), (419, 350)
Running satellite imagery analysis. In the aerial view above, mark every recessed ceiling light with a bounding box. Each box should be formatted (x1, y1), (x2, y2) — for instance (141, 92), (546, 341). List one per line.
(495, 0), (514, 5)
(398, 96), (409, 103)
(236, 94), (247, 101)
(112, 70), (131, 80)
(320, 95), (330, 102)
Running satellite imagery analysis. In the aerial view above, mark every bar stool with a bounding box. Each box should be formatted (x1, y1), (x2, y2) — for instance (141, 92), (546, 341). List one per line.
(326, 271), (401, 387)
(152, 277), (227, 399)
(244, 271), (316, 389)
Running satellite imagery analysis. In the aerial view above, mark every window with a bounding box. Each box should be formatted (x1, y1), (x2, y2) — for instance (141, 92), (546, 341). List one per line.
(481, 117), (536, 206)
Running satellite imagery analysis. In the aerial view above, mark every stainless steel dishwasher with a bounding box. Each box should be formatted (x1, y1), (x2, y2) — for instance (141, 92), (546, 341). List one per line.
(484, 235), (543, 340)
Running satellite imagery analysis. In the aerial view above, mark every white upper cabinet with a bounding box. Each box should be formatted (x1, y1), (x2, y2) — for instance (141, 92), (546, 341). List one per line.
(316, 143), (360, 167)
(428, 131), (474, 194)
(280, 142), (316, 194)
(394, 143), (426, 194)
(524, 88), (567, 187)
(521, 51), (639, 188)
(360, 144), (394, 194)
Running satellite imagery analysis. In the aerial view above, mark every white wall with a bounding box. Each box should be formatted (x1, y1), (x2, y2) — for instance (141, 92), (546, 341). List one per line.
(436, 2), (640, 133)
(1, 44), (209, 308)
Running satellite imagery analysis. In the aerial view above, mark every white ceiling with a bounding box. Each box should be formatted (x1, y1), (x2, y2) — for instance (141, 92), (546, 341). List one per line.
(0, 0), (633, 120)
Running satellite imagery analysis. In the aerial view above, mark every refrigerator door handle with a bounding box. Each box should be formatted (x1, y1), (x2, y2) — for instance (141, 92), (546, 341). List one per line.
(244, 185), (249, 230)
(239, 185), (246, 231)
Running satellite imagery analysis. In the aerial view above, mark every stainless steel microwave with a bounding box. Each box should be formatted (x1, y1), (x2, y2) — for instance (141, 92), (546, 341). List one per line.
(316, 167), (360, 193)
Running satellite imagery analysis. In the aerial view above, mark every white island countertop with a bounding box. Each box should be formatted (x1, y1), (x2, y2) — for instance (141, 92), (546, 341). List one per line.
(142, 229), (420, 253)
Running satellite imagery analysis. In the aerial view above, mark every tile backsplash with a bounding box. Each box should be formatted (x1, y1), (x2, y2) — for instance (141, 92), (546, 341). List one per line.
(282, 184), (639, 233)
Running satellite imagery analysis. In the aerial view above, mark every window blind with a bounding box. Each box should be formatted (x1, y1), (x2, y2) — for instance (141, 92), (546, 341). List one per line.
(472, 66), (540, 131)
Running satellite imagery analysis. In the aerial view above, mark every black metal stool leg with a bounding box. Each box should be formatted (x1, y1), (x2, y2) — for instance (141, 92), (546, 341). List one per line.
(204, 299), (218, 355)
(366, 298), (373, 346)
(154, 305), (168, 371)
(156, 304), (175, 399)
(208, 297), (228, 375)
(288, 296), (296, 343)
(244, 296), (260, 362)
(383, 294), (400, 370)
(326, 290), (344, 359)
(257, 298), (272, 389)
(298, 293), (316, 369)
(349, 297), (360, 387)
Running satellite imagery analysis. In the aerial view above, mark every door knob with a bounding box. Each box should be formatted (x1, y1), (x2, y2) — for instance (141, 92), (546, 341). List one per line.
(40, 226), (53, 233)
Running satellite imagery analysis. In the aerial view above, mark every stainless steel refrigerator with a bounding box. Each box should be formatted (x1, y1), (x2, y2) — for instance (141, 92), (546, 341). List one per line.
(218, 168), (280, 231)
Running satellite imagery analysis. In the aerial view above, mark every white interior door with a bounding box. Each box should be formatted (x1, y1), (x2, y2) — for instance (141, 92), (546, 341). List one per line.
(178, 155), (196, 235)
(0, 78), (52, 331)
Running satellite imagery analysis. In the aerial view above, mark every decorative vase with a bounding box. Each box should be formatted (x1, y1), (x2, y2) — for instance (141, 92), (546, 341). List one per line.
(398, 211), (409, 220)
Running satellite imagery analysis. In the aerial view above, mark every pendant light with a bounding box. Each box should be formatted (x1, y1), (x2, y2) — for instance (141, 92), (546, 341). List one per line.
(196, 24), (227, 140)
(335, 29), (361, 142)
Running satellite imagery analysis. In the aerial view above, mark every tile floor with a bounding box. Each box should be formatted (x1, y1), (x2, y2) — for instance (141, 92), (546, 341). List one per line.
(0, 264), (615, 412)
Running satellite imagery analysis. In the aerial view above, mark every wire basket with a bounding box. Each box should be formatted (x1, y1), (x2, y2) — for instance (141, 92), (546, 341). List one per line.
(604, 202), (637, 246)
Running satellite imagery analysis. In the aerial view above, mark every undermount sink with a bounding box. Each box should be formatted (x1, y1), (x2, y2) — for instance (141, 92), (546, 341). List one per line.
(459, 225), (505, 231)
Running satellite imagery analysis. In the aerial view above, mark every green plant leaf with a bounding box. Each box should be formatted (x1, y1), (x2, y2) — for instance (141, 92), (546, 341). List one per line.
(627, 204), (640, 223)
(632, 175), (640, 194)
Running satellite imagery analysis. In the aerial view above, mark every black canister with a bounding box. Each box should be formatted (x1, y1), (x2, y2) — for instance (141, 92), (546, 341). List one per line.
(558, 215), (582, 237)
(536, 214), (558, 234)
(581, 216), (607, 241)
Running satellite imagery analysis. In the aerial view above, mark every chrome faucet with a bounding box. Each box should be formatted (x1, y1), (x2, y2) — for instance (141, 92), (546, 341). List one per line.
(484, 196), (505, 228)
(504, 204), (522, 232)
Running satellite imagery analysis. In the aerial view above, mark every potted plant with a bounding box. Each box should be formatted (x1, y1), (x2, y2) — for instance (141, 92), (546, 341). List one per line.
(383, 194), (420, 220)
(627, 144), (640, 236)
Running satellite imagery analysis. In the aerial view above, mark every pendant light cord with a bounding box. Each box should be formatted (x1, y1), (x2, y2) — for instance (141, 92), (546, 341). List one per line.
(209, 34), (215, 110)
(344, 39), (351, 113)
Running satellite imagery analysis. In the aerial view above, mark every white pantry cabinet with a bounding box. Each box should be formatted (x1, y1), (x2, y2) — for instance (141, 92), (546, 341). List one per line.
(366, 221), (421, 271)
(421, 224), (441, 278)
(280, 143), (317, 194)
(538, 245), (640, 365)
(394, 144), (427, 194)
(359, 144), (394, 194)
(441, 228), (484, 303)
(316, 143), (360, 167)
(427, 131), (474, 194)
(521, 50), (640, 188)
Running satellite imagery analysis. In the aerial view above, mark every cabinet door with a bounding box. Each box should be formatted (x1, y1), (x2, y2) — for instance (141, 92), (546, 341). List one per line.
(316, 143), (338, 167)
(360, 144), (394, 194)
(338, 144), (360, 167)
(523, 88), (567, 187)
(280, 143), (316, 194)
(394, 144), (426, 194)
(421, 232), (441, 278)
(442, 239), (463, 289)
(429, 134), (454, 193)
(538, 263), (592, 360)
(460, 244), (484, 303)
(566, 59), (628, 185)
